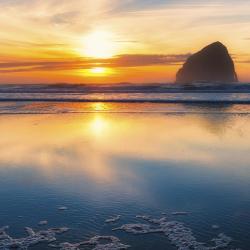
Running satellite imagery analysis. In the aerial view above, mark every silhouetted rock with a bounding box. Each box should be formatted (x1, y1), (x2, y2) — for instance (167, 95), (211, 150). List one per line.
(176, 42), (238, 83)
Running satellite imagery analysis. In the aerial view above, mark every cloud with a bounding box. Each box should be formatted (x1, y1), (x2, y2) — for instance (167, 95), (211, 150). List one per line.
(108, 54), (190, 67)
(110, 0), (226, 14)
(237, 60), (250, 64)
(194, 14), (250, 26)
(1, 40), (66, 48)
(0, 54), (189, 73)
(50, 11), (80, 25)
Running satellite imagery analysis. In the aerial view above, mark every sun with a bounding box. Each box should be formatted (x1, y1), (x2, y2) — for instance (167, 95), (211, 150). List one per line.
(90, 67), (106, 74)
(82, 30), (118, 58)
(83, 67), (113, 77)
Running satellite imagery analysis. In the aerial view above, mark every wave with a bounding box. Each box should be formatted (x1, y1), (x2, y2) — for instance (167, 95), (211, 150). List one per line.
(1, 92), (250, 103)
(1, 100), (250, 115)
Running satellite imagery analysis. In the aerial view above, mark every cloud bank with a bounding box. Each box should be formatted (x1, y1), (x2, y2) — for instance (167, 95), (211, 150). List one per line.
(0, 54), (189, 73)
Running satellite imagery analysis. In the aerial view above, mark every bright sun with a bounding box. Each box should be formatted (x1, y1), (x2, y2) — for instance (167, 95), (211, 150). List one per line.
(90, 67), (106, 74)
(87, 67), (113, 76)
(83, 30), (118, 58)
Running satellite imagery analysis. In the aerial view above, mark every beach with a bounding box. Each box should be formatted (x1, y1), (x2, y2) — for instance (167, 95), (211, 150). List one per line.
(0, 102), (250, 249)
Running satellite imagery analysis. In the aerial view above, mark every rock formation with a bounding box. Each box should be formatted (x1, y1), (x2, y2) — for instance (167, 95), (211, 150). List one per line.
(176, 42), (238, 83)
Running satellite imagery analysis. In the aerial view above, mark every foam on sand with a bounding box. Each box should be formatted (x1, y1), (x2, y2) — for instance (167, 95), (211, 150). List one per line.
(0, 225), (69, 249)
(0, 213), (237, 249)
(105, 215), (121, 223)
(38, 220), (48, 226)
(58, 206), (68, 211)
(115, 215), (233, 250)
(50, 235), (130, 250)
(171, 211), (189, 216)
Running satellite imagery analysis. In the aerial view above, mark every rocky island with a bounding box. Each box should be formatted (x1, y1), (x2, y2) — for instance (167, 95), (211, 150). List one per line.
(176, 42), (238, 84)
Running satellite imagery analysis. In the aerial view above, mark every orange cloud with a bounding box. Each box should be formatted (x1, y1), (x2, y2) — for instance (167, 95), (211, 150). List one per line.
(0, 54), (189, 73)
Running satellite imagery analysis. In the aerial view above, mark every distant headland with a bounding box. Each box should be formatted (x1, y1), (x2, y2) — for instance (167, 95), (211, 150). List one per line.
(176, 42), (238, 84)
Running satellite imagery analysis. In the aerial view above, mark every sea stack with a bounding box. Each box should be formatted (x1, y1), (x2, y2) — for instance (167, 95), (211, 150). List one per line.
(176, 42), (238, 83)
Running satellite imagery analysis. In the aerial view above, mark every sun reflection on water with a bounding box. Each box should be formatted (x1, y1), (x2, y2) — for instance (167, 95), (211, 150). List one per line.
(89, 115), (108, 137)
(91, 102), (109, 112)
(1, 110), (250, 183)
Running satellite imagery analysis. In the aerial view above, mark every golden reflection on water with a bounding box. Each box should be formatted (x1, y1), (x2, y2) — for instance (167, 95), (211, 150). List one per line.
(91, 102), (110, 112)
(1, 109), (250, 183)
(89, 115), (109, 137)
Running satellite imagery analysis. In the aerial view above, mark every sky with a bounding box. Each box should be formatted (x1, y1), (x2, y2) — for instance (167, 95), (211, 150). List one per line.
(0, 0), (250, 84)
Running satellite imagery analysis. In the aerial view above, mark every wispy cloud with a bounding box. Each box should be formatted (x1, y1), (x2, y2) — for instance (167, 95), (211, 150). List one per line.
(1, 40), (66, 48)
(0, 54), (189, 73)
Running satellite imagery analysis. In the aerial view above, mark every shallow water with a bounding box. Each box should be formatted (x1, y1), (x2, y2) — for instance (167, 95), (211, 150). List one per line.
(0, 102), (250, 249)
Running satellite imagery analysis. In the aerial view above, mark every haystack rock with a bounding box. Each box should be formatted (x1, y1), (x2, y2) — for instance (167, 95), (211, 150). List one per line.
(176, 42), (238, 83)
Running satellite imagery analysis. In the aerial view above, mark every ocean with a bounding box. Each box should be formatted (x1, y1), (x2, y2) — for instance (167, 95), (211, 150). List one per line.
(0, 88), (250, 249)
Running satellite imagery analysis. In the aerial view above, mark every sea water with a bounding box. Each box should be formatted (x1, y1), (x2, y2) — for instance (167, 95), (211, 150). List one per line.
(0, 101), (250, 249)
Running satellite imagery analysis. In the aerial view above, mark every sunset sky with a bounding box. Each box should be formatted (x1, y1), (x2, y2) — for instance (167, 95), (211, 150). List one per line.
(1, 0), (250, 84)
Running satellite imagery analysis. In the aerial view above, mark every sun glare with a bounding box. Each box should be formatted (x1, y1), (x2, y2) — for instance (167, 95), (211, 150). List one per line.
(90, 67), (106, 74)
(83, 30), (118, 58)
(84, 67), (113, 77)
(90, 116), (108, 136)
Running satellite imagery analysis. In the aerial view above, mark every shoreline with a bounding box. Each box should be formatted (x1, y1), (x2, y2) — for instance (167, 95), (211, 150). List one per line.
(1, 98), (250, 104)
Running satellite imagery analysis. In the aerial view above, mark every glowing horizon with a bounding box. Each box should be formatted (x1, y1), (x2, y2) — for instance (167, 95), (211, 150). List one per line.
(0, 0), (250, 84)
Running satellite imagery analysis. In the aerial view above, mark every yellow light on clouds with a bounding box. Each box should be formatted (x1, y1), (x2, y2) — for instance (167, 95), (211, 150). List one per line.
(90, 67), (106, 74)
(85, 67), (113, 77)
(83, 30), (118, 58)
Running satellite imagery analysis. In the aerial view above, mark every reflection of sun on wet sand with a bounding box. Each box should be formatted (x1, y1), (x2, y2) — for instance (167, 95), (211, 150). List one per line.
(0, 107), (249, 249)
(91, 102), (110, 112)
(90, 115), (108, 136)
(0, 111), (250, 182)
